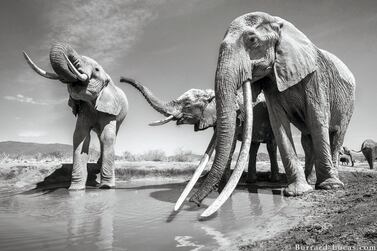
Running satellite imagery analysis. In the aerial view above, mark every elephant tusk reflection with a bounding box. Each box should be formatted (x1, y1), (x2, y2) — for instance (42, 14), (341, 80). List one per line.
(174, 132), (216, 211)
(149, 115), (175, 126)
(63, 53), (88, 82)
(200, 80), (252, 218)
(23, 52), (60, 80)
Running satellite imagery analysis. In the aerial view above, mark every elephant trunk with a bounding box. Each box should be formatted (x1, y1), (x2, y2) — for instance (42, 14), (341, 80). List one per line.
(120, 77), (180, 117)
(49, 43), (84, 83)
(189, 43), (251, 205)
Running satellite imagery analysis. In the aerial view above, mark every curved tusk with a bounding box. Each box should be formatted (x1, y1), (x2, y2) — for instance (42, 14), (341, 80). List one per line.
(174, 132), (216, 211)
(23, 52), (59, 80)
(200, 80), (253, 218)
(63, 53), (88, 82)
(149, 115), (175, 126)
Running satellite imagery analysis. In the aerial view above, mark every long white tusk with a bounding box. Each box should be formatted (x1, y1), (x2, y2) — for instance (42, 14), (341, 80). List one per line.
(149, 115), (175, 126)
(23, 52), (59, 80)
(200, 80), (253, 218)
(63, 53), (88, 82)
(174, 132), (216, 211)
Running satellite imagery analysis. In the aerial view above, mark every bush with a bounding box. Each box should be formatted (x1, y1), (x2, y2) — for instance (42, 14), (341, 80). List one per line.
(169, 149), (197, 162)
(121, 151), (136, 161)
(139, 150), (166, 161)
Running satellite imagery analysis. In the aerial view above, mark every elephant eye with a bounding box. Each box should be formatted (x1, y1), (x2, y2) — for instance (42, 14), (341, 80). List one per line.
(249, 36), (258, 44)
(94, 67), (99, 72)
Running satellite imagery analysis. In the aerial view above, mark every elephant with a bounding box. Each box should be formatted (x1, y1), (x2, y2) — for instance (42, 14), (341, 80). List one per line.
(339, 146), (354, 167)
(339, 155), (353, 166)
(23, 42), (128, 190)
(179, 12), (355, 217)
(354, 139), (377, 169)
(120, 77), (279, 184)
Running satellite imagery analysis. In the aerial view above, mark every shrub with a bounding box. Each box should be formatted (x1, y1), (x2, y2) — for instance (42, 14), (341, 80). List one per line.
(139, 150), (166, 161)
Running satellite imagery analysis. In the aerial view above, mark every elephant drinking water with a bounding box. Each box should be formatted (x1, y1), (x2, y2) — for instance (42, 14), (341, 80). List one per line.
(23, 42), (128, 190)
(119, 77), (279, 186)
(174, 12), (355, 218)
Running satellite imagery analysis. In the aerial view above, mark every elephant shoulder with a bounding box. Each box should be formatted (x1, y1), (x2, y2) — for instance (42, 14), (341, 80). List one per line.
(320, 49), (355, 87)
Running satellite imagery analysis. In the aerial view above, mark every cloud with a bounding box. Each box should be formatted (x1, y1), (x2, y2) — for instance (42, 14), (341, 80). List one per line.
(18, 130), (46, 138)
(44, 0), (221, 64)
(4, 94), (66, 105)
(45, 0), (164, 64)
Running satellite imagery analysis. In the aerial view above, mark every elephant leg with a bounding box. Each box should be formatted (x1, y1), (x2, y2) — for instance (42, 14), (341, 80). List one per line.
(98, 118), (117, 189)
(311, 126), (343, 189)
(246, 142), (260, 183)
(363, 149), (374, 169)
(69, 116), (91, 190)
(301, 134), (316, 185)
(267, 139), (279, 182)
(218, 133), (238, 193)
(265, 98), (312, 196)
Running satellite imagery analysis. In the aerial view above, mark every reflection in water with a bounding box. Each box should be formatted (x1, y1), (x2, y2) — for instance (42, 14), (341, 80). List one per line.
(66, 190), (114, 250)
(0, 182), (307, 251)
(201, 226), (233, 251)
(175, 236), (204, 251)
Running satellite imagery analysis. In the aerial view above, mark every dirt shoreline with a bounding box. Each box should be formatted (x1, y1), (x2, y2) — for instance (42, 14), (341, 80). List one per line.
(240, 167), (377, 250)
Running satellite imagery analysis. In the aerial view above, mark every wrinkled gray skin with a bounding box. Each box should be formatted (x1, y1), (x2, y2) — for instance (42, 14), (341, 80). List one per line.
(24, 43), (128, 190)
(120, 77), (279, 183)
(189, 12), (355, 205)
(355, 139), (377, 169)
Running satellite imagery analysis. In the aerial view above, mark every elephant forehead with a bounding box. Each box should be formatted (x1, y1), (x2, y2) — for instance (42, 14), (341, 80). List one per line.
(176, 89), (214, 103)
(81, 56), (100, 67)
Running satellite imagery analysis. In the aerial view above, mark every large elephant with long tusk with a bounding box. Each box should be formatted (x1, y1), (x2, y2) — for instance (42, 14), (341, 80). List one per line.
(23, 42), (128, 190)
(177, 12), (355, 218)
(119, 77), (280, 185)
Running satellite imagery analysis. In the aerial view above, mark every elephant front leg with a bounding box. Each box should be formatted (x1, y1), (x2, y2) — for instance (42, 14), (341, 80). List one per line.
(301, 134), (316, 185)
(267, 139), (280, 182)
(246, 142), (260, 183)
(69, 122), (91, 190)
(265, 100), (312, 196)
(98, 120), (117, 189)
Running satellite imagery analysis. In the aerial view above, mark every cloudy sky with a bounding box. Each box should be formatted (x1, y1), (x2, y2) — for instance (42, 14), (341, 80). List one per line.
(1, 0), (377, 155)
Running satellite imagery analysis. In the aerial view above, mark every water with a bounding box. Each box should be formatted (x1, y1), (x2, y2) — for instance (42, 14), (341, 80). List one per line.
(0, 181), (306, 251)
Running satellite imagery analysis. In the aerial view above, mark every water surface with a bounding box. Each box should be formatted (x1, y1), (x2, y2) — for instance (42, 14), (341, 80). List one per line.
(0, 181), (306, 251)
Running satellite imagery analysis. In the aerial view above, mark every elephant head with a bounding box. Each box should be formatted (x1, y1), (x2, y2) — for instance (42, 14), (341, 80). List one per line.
(24, 42), (122, 116)
(120, 77), (218, 131)
(186, 12), (318, 217)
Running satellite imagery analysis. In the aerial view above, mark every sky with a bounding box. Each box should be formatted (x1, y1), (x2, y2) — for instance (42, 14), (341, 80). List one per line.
(1, 0), (377, 155)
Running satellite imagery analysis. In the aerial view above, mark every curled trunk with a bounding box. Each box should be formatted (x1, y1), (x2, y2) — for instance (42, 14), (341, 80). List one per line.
(120, 77), (180, 117)
(49, 43), (83, 83)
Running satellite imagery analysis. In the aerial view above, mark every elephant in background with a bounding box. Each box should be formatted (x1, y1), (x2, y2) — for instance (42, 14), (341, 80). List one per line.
(182, 12), (355, 217)
(339, 146), (354, 167)
(354, 139), (377, 169)
(120, 77), (279, 183)
(339, 155), (353, 166)
(24, 42), (128, 190)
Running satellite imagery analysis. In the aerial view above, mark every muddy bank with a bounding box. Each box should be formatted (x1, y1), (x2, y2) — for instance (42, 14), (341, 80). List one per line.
(240, 167), (377, 250)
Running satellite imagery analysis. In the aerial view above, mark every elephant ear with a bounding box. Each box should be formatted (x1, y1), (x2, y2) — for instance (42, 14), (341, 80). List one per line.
(273, 18), (318, 92)
(95, 83), (122, 116)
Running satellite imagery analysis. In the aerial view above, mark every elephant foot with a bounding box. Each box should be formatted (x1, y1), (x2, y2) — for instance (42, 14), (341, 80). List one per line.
(68, 182), (86, 191)
(306, 174), (317, 185)
(316, 177), (344, 190)
(246, 175), (257, 184)
(99, 180), (115, 189)
(270, 173), (280, 183)
(283, 181), (313, 197)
